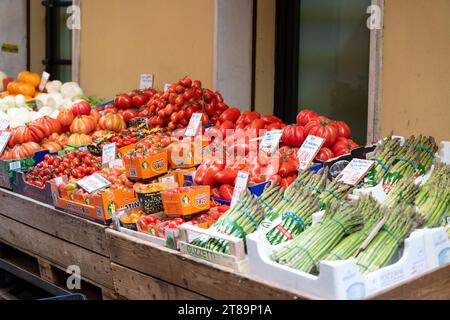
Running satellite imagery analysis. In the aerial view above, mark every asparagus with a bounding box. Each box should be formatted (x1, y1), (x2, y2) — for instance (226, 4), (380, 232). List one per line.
(384, 177), (420, 208)
(319, 179), (354, 210)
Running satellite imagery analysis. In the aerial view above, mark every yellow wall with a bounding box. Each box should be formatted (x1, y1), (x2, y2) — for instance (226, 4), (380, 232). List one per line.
(80, 0), (215, 100)
(254, 0), (276, 115)
(29, 0), (45, 74)
(381, 0), (450, 142)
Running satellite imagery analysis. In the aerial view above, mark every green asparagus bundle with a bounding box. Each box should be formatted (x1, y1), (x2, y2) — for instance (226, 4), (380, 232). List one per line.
(382, 149), (419, 194)
(325, 195), (384, 261)
(265, 189), (321, 245)
(384, 177), (420, 208)
(359, 135), (402, 188)
(319, 179), (354, 210)
(404, 135), (438, 175)
(190, 190), (265, 254)
(272, 202), (364, 274)
(293, 169), (328, 194)
(257, 182), (285, 218)
(416, 163), (450, 205)
(356, 204), (425, 274)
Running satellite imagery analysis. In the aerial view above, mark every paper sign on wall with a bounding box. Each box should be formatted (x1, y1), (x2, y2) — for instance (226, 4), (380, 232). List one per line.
(39, 71), (50, 91)
(140, 74), (154, 90)
(259, 130), (283, 155)
(164, 83), (171, 92)
(102, 143), (117, 164)
(185, 113), (203, 137)
(297, 135), (326, 170)
(338, 159), (375, 186)
(77, 173), (111, 193)
(0, 132), (12, 156)
(231, 171), (249, 207)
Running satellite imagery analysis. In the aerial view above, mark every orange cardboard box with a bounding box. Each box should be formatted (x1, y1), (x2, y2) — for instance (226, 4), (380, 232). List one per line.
(158, 167), (196, 187)
(161, 186), (210, 216)
(123, 150), (168, 180)
(51, 179), (140, 224)
(168, 138), (209, 169)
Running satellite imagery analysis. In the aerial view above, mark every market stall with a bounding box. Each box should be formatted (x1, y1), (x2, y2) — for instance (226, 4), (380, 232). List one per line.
(0, 71), (449, 300)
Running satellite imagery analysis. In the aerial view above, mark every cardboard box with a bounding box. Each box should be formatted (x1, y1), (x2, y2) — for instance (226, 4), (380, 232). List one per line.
(168, 138), (209, 169)
(158, 168), (197, 187)
(123, 150), (168, 181)
(161, 186), (210, 216)
(51, 178), (140, 224)
(0, 157), (36, 190)
(13, 171), (53, 205)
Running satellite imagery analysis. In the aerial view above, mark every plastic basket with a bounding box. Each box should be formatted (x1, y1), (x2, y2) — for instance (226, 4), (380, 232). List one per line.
(136, 191), (164, 214)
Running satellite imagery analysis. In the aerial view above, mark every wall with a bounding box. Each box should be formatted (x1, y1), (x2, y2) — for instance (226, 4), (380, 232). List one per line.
(380, 0), (450, 142)
(79, 0), (215, 100)
(29, 0), (45, 74)
(254, 0), (276, 116)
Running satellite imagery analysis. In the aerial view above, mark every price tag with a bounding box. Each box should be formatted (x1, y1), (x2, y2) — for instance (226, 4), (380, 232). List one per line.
(259, 130), (283, 155)
(338, 159), (375, 186)
(140, 74), (154, 90)
(0, 131), (12, 156)
(297, 135), (326, 170)
(38, 71), (50, 91)
(185, 113), (203, 137)
(77, 173), (111, 193)
(108, 159), (124, 168)
(0, 118), (9, 131)
(54, 176), (64, 186)
(9, 161), (21, 171)
(164, 83), (171, 92)
(162, 175), (176, 184)
(102, 143), (117, 164)
(231, 171), (249, 207)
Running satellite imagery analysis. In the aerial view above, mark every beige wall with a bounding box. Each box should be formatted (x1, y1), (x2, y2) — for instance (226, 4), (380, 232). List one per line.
(29, 0), (45, 74)
(380, 0), (450, 142)
(80, 0), (215, 100)
(254, 0), (276, 115)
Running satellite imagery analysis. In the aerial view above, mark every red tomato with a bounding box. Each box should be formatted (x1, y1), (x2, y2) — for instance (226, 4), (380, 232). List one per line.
(268, 174), (282, 186)
(249, 119), (267, 136)
(305, 117), (338, 148)
(281, 125), (305, 147)
(219, 108), (241, 123)
(332, 137), (359, 157)
(278, 160), (298, 177)
(213, 169), (239, 185)
(219, 184), (234, 201)
(315, 147), (335, 162)
(114, 94), (133, 110)
(296, 109), (318, 126)
(121, 109), (139, 123)
(71, 101), (91, 116)
(211, 187), (221, 198)
(334, 121), (352, 139)
(281, 176), (296, 189)
(261, 115), (283, 125)
(242, 112), (261, 125)
(132, 94), (147, 108)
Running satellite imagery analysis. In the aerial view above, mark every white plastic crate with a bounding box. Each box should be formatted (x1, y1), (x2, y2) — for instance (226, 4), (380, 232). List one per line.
(246, 220), (450, 300)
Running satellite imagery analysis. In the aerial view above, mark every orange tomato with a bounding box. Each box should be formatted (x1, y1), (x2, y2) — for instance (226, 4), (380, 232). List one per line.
(19, 83), (36, 97)
(18, 71), (31, 83)
(25, 73), (41, 88)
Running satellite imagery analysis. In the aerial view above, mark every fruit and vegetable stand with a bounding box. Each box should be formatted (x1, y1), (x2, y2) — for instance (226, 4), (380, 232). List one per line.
(0, 72), (449, 300)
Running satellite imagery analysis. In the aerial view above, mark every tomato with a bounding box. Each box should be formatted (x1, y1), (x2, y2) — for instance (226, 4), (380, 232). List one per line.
(121, 109), (139, 123)
(219, 108), (241, 123)
(296, 109), (318, 126)
(249, 119), (266, 136)
(219, 184), (234, 201)
(267, 122), (285, 131)
(57, 109), (75, 127)
(211, 187), (221, 198)
(132, 94), (147, 108)
(315, 147), (335, 162)
(213, 169), (239, 185)
(281, 176), (296, 189)
(202, 162), (225, 186)
(278, 160), (298, 177)
(261, 115), (282, 125)
(334, 121), (351, 139)
(71, 101), (92, 116)
(282, 125), (305, 147)
(70, 115), (96, 134)
(202, 114), (210, 126)
(305, 117), (338, 148)
(241, 112), (261, 125)
(193, 80), (202, 89)
(114, 94), (133, 110)
(332, 137), (359, 157)
(268, 174), (282, 186)
(98, 113), (126, 132)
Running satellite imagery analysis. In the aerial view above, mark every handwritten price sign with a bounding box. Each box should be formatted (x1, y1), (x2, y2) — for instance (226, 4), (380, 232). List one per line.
(297, 135), (325, 170)
(77, 174), (111, 193)
(338, 159), (375, 186)
(231, 171), (249, 207)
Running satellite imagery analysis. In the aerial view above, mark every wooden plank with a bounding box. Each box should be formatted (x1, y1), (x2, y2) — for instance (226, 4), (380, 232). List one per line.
(370, 265), (450, 300)
(111, 263), (209, 300)
(106, 229), (315, 300)
(37, 258), (56, 284)
(0, 188), (109, 256)
(0, 214), (114, 290)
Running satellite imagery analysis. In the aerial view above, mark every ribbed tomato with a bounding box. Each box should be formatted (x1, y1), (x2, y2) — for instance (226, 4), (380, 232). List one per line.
(89, 108), (101, 124)
(281, 125), (305, 147)
(334, 121), (351, 138)
(67, 133), (92, 147)
(98, 113), (126, 133)
(71, 101), (92, 116)
(2, 142), (42, 160)
(57, 109), (75, 127)
(315, 147), (335, 162)
(332, 137), (359, 157)
(34, 116), (62, 136)
(305, 116), (338, 148)
(296, 109), (318, 126)
(70, 115), (97, 134)
(41, 141), (62, 153)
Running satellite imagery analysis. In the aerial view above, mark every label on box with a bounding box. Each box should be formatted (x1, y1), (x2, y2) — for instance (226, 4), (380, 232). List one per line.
(0, 131), (12, 156)
(185, 113), (203, 137)
(108, 159), (124, 168)
(164, 83), (171, 92)
(162, 175), (176, 184)
(0, 118), (9, 131)
(102, 143), (117, 164)
(338, 159), (375, 186)
(231, 171), (249, 207)
(140, 74), (154, 90)
(9, 161), (21, 171)
(77, 173), (111, 193)
(38, 71), (50, 91)
(297, 135), (325, 170)
(260, 130), (283, 155)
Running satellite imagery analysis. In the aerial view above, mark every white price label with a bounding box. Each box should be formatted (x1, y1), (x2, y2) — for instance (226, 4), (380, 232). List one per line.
(338, 159), (375, 186)
(77, 173), (111, 193)
(260, 130), (283, 155)
(39, 71), (50, 92)
(140, 74), (154, 90)
(0, 118), (9, 131)
(108, 159), (124, 168)
(102, 143), (117, 164)
(164, 83), (171, 92)
(9, 161), (21, 171)
(185, 113), (203, 137)
(162, 176), (176, 184)
(0, 131), (12, 156)
(297, 135), (326, 170)
(54, 176), (64, 186)
(231, 171), (249, 207)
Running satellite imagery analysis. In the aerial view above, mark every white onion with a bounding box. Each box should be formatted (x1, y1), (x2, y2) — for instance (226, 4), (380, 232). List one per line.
(39, 106), (53, 116)
(35, 93), (49, 108)
(61, 82), (84, 100)
(46, 80), (62, 93)
(47, 92), (64, 109)
(14, 94), (26, 107)
(2, 96), (15, 108)
(0, 102), (9, 112)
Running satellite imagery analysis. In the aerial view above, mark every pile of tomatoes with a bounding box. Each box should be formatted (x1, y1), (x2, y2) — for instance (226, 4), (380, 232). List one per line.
(25, 150), (102, 188)
(97, 167), (134, 189)
(123, 132), (173, 161)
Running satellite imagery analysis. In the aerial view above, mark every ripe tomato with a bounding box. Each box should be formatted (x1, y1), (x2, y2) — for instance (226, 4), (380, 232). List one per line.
(332, 137), (359, 157)
(315, 147), (335, 162)
(296, 109), (318, 126)
(219, 108), (241, 123)
(71, 101), (92, 116)
(305, 117), (338, 148)
(132, 94), (147, 108)
(281, 125), (305, 147)
(219, 184), (234, 201)
(114, 94), (133, 110)
(213, 169), (239, 185)
(334, 121), (352, 139)
(121, 109), (139, 123)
